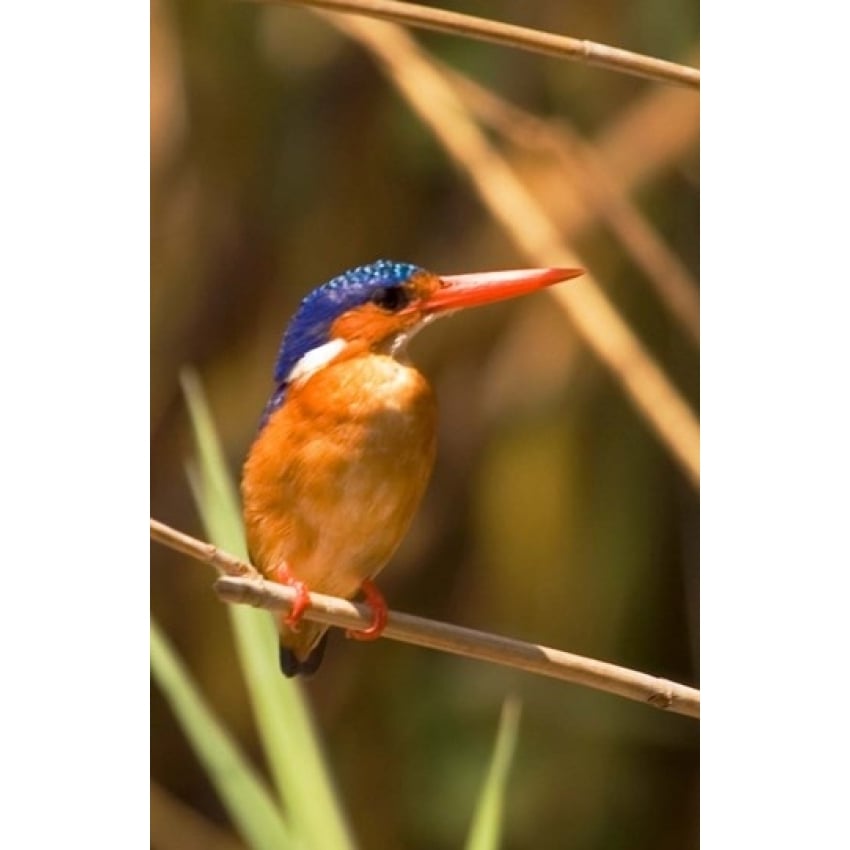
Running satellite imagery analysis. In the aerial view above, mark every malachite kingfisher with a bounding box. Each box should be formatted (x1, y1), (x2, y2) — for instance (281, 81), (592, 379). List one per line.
(241, 259), (583, 676)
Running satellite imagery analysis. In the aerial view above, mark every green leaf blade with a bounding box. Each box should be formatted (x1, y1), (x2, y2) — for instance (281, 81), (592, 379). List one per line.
(464, 697), (523, 850)
(181, 368), (357, 850)
(150, 618), (296, 850)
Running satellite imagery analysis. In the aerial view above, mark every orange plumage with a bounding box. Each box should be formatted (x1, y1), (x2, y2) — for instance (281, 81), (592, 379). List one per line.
(242, 350), (436, 669)
(240, 260), (582, 676)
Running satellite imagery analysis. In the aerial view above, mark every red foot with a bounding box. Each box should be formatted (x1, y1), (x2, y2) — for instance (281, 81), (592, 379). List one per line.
(346, 580), (388, 642)
(272, 564), (311, 632)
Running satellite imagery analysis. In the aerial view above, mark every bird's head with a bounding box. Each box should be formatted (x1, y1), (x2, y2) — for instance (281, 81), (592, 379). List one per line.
(262, 259), (582, 422)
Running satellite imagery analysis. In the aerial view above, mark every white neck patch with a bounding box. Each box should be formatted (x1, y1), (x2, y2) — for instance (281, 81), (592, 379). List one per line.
(390, 314), (435, 359)
(286, 338), (347, 385)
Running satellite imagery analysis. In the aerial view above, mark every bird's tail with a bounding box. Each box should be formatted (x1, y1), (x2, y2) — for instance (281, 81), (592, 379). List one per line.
(277, 621), (330, 677)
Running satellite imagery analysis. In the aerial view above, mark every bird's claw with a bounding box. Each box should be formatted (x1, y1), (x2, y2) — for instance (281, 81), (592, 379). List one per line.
(346, 579), (388, 641)
(272, 564), (311, 632)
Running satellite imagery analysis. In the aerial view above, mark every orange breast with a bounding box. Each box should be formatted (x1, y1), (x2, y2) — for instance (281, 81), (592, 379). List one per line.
(241, 353), (437, 599)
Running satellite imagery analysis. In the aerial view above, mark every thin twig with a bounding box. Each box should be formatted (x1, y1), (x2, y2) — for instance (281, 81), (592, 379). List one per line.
(317, 13), (700, 486)
(150, 518), (260, 579)
(252, 0), (699, 89)
(151, 518), (700, 718)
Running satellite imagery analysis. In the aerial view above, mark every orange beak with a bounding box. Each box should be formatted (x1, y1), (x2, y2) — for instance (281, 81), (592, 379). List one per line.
(418, 267), (584, 314)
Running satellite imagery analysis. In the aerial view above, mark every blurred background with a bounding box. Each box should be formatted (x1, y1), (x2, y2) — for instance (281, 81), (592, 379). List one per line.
(151, 1), (699, 848)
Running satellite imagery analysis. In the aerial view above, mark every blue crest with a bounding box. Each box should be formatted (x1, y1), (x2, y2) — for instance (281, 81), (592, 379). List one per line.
(258, 260), (424, 428)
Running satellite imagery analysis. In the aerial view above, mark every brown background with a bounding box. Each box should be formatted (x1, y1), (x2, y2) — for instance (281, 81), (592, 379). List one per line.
(151, 2), (699, 847)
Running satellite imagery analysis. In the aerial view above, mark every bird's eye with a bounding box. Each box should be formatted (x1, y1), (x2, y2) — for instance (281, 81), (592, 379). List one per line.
(371, 286), (410, 312)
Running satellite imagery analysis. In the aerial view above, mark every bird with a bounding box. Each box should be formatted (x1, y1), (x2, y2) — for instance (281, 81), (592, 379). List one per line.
(241, 259), (583, 676)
